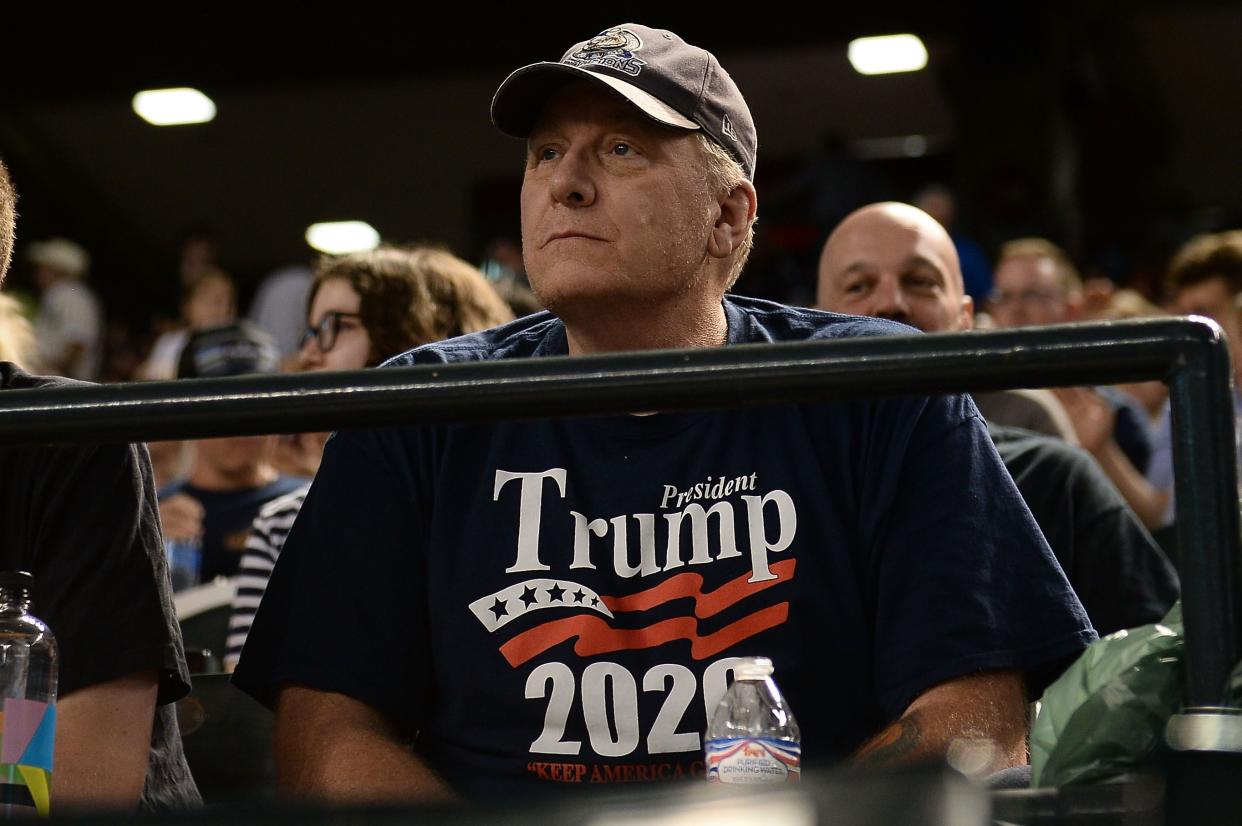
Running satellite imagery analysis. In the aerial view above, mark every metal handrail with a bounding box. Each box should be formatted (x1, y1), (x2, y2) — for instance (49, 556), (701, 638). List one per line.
(1, 317), (1237, 712)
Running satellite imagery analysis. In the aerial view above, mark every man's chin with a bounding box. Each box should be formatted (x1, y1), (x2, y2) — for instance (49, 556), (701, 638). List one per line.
(527, 274), (621, 317)
(533, 289), (616, 323)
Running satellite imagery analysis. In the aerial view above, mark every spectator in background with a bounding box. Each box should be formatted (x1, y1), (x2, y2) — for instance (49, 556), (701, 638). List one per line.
(137, 268), (237, 381)
(913, 183), (993, 303)
(173, 230), (221, 303)
(1086, 289), (1170, 426)
(159, 322), (307, 590)
(138, 269), (239, 495)
(989, 238), (1160, 525)
(1146, 231), (1242, 539)
(989, 238), (1085, 327)
(816, 212), (1075, 441)
(0, 159), (200, 811)
(248, 264), (313, 363)
(226, 245), (514, 669)
(28, 237), (102, 380)
(147, 229), (222, 349)
(817, 202), (1178, 634)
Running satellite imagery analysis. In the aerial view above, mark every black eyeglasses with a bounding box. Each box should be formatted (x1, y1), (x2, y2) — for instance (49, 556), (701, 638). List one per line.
(300, 311), (362, 353)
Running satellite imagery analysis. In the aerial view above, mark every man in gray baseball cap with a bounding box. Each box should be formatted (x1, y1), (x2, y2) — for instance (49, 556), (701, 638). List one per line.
(487, 22), (760, 355)
(491, 24), (758, 180)
(236, 24), (1091, 802)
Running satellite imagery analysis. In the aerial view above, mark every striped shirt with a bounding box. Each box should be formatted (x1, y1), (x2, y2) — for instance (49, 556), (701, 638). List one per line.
(225, 485), (309, 669)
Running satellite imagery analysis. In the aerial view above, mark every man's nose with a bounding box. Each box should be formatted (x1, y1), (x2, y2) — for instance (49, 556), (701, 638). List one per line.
(994, 304), (1025, 328)
(549, 149), (597, 208)
(872, 280), (910, 323)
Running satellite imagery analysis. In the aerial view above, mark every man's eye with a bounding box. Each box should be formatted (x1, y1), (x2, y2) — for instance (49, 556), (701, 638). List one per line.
(611, 143), (632, 156)
(529, 145), (558, 163)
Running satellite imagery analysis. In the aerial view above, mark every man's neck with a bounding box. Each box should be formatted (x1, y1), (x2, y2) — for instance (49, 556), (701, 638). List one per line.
(562, 296), (729, 356)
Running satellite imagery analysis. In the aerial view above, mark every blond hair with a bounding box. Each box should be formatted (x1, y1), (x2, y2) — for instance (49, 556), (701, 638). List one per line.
(0, 159), (15, 284)
(1166, 230), (1242, 297)
(997, 238), (1082, 294)
(0, 294), (36, 369)
(1097, 288), (1163, 321)
(697, 135), (755, 289)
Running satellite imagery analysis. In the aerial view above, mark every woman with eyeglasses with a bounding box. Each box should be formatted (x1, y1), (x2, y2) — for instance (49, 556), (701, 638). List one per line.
(225, 245), (515, 670)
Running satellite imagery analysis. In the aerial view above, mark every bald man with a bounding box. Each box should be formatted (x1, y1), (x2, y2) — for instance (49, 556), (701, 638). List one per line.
(818, 201), (973, 333)
(818, 203), (1079, 440)
(817, 202), (1179, 636)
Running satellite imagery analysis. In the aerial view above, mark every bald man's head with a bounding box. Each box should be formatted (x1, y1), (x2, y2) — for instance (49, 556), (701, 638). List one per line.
(817, 202), (972, 333)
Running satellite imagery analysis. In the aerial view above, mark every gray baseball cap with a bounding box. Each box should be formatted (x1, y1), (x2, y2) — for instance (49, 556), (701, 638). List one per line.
(491, 24), (757, 180)
(177, 321), (281, 380)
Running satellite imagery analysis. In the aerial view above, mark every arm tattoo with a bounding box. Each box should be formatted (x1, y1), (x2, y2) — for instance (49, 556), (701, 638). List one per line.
(855, 714), (924, 767)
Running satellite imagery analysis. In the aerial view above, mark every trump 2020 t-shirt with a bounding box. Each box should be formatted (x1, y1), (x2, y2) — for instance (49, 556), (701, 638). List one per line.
(233, 297), (1094, 794)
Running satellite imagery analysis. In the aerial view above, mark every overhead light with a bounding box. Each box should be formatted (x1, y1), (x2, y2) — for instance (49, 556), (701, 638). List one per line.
(305, 221), (380, 255)
(902, 135), (928, 157)
(850, 134), (945, 160)
(132, 88), (217, 126)
(847, 34), (928, 75)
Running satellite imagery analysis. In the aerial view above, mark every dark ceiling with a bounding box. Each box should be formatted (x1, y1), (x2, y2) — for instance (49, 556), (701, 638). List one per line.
(9, 9), (961, 105)
(3, 3), (1240, 326)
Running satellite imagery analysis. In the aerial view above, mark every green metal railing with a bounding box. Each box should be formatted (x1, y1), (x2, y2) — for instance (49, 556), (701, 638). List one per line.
(1, 317), (1237, 711)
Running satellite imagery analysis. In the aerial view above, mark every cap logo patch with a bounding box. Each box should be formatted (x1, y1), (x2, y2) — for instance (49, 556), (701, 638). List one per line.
(565, 28), (647, 77)
(722, 113), (738, 142)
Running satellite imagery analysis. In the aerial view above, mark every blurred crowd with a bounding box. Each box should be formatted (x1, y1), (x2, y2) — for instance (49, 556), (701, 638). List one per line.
(6, 192), (1235, 595)
(4, 16), (1240, 812)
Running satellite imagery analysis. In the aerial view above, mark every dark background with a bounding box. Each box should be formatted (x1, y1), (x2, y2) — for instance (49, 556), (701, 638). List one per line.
(3, 3), (1239, 330)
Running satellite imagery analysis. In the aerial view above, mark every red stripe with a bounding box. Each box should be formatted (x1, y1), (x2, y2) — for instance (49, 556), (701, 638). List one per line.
(601, 559), (796, 619)
(500, 602), (790, 667)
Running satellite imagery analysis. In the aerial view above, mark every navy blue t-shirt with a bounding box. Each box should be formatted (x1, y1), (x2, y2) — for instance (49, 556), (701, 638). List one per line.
(234, 297), (1094, 794)
(161, 476), (307, 583)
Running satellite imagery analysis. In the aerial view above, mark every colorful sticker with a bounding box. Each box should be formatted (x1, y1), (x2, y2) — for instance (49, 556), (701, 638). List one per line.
(705, 737), (800, 784)
(17, 766), (49, 817)
(0, 700), (56, 816)
(2, 699), (53, 771)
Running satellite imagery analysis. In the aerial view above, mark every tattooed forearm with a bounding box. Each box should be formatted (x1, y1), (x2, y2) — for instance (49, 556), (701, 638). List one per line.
(850, 671), (1027, 770)
(854, 713), (924, 767)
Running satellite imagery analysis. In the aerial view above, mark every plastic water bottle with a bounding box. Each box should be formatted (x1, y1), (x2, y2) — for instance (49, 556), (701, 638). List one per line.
(166, 537), (203, 592)
(705, 656), (800, 784)
(0, 571), (58, 817)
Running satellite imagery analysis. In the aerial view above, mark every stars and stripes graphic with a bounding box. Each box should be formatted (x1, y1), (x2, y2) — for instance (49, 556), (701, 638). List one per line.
(468, 579), (615, 632)
(469, 559), (796, 668)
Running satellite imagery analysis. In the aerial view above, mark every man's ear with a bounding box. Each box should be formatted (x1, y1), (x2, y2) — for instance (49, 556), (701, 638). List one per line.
(960, 294), (975, 331)
(707, 180), (758, 260)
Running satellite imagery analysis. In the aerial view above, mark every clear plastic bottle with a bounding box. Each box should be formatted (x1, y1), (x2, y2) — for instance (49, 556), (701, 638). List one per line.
(166, 536), (203, 593)
(705, 656), (800, 784)
(0, 571), (58, 817)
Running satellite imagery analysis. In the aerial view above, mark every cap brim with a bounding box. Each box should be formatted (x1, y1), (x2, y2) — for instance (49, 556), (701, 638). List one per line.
(491, 62), (699, 138)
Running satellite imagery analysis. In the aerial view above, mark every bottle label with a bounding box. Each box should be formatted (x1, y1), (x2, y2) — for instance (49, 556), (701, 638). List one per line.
(705, 737), (800, 784)
(0, 698), (55, 816)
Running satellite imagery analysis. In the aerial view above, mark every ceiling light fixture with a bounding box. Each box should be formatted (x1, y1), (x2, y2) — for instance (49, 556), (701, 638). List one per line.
(847, 34), (928, 75)
(132, 88), (217, 126)
(305, 221), (381, 255)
